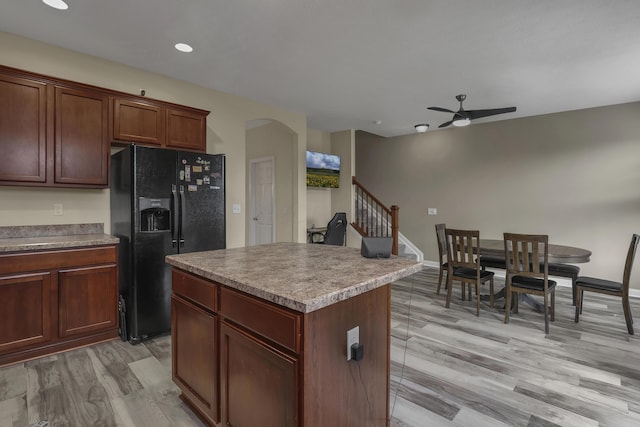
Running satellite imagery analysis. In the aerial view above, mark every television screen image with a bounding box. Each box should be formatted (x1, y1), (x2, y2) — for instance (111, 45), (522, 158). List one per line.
(306, 150), (341, 188)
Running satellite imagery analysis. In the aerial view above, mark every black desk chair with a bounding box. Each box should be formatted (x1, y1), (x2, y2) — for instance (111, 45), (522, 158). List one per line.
(575, 233), (639, 335)
(311, 212), (347, 246)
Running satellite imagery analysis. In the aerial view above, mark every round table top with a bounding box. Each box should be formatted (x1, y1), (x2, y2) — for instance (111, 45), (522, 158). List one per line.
(479, 239), (591, 264)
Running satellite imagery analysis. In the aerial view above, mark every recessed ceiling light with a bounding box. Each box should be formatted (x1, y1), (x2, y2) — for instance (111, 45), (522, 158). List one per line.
(175, 43), (194, 53)
(414, 124), (429, 133)
(42, 0), (69, 10)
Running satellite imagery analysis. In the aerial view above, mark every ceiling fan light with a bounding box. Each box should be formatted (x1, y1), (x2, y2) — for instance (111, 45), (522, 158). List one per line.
(452, 117), (470, 127)
(414, 124), (429, 133)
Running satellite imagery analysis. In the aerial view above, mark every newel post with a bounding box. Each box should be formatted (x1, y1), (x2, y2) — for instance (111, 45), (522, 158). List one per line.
(391, 205), (399, 255)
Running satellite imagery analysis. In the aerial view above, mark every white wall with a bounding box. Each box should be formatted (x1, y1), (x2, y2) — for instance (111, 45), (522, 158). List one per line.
(356, 101), (640, 289)
(0, 31), (308, 246)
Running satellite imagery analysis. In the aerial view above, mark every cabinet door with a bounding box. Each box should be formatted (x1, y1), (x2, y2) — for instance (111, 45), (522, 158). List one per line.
(58, 264), (117, 338)
(0, 272), (51, 354)
(113, 98), (165, 146)
(54, 86), (109, 186)
(172, 295), (219, 424)
(0, 73), (47, 183)
(220, 322), (298, 427)
(166, 108), (207, 152)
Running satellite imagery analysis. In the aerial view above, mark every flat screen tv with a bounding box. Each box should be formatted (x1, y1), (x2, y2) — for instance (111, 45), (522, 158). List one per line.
(306, 150), (340, 188)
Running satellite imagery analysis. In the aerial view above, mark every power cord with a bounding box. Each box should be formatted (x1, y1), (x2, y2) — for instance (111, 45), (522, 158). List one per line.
(351, 360), (376, 427)
(389, 275), (415, 420)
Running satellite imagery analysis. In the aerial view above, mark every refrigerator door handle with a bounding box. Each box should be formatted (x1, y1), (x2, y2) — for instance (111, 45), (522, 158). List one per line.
(171, 185), (178, 247)
(179, 185), (186, 248)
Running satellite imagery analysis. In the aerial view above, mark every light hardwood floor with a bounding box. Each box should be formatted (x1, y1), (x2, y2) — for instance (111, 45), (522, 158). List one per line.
(1, 267), (639, 427)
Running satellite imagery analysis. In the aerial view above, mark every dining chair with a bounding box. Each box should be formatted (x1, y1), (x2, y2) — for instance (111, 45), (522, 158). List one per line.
(445, 228), (494, 316)
(574, 233), (639, 335)
(435, 223), (448, 295)
(503, 233), (556, 334)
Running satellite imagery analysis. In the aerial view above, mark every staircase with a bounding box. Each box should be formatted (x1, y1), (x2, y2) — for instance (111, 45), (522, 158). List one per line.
(351, 176), (423, 261)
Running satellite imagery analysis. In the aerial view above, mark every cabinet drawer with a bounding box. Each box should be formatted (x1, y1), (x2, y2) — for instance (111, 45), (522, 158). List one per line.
(220, 287), (300, 353)
(0, 246), (117, 275)
(172, 269), (217, 312)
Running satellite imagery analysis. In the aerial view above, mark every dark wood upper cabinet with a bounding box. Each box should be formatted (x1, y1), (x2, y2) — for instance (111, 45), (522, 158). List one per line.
(0, 65), (210, 188)
(113, 98), (165, 146)
(166, 108), (207, 152)
(54, 86), (109, 186)
(112, 99), (208, 152)
(0, 73), (47, 183)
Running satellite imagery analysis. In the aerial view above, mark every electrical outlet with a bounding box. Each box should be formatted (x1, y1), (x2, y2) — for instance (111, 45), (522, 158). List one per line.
(54, 203), (63, 216)
(347, 326), (359, 361)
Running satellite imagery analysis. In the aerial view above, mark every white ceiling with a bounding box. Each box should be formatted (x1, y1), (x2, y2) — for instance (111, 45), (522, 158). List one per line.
(2, 0), (640, 137)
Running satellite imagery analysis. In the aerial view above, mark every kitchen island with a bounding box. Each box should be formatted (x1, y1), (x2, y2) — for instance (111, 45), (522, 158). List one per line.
(166, 242), (422, 427)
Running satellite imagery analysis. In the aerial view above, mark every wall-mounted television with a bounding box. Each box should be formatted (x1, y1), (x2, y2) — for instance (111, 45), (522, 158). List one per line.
(306, 150), (341, 188)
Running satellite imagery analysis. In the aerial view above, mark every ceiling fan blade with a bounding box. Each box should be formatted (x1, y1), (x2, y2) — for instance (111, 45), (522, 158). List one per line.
(465, 107), (516, 120)
(428, 106), (455, 114)
(438, 120), (453, 128)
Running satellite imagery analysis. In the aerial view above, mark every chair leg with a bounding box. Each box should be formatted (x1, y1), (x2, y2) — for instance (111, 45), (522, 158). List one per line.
(575, 286), (582, 323)
(514, 293), (519, 314)
(550, 290), (555, 322)
(504, 287), (511, 324)
(543, 292), (550, 335)
(475, 283), (480, 317)
(622, 295), (635, 335)
(436, 267), (444, 295)
(580, 290), (584, 314)
(571, 275), (577, 306)
(445, 276), (453, 309)
(489, 278), (494, 308)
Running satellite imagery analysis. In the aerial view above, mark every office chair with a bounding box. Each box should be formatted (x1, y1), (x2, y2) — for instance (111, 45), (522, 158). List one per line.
(311, 212), (347, 246)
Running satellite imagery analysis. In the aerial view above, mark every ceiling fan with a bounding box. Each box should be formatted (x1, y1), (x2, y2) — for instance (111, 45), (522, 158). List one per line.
(428, 94), (516, 128)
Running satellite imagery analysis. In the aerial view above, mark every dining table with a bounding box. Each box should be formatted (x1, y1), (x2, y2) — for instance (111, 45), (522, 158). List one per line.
(477, 238), (592, 311)
(479, 239), (591, 264)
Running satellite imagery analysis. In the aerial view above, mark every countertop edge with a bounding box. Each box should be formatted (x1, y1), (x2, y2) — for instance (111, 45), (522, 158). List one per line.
(166, 256), (423, 313)
(0, 234), (120, 253)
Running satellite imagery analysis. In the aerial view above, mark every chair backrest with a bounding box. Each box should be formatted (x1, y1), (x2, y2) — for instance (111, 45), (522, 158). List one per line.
(435, 224), (447, 261)
(323, 212), (347, 245)
(445, 228), (480, 271)
(503, 233), (549, 280)
(622, 234), (640, 295)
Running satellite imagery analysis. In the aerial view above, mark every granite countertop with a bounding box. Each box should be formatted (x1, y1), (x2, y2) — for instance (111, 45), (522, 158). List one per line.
(166, 242), (423, 313)
(0, 223), (119, 253)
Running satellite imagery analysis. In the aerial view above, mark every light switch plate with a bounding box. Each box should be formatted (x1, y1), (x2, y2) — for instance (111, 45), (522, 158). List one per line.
(232, 204), (241, 214)
(54, 203), (63, 216)
(427, 208), (437, 216)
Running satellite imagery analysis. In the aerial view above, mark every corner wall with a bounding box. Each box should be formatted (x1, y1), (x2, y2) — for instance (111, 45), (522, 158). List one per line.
(356, 102), (640, 289)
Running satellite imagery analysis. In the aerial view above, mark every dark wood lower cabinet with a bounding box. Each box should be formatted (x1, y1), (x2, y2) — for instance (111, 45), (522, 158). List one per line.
(0, 246), (119, 367)
(220, 322), (297, 427)
(0, 272), (51, 354)
(172, 294), (219, 425)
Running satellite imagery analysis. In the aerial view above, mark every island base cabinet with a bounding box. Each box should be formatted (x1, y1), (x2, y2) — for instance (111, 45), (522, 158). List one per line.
(220, 322), (297, 427)
(172, 294), (219, 425)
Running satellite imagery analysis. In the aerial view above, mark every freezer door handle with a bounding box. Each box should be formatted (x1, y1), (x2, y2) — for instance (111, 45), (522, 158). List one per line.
(171, 185), (178, 247)
(179, 185), (186, 247)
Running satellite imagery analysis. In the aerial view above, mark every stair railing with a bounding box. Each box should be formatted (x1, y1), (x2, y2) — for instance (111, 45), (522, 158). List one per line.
(352, 176), (399, 255)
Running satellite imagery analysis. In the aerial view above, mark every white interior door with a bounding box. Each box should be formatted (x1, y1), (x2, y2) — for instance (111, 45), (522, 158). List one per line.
(249, 157), (275, 245)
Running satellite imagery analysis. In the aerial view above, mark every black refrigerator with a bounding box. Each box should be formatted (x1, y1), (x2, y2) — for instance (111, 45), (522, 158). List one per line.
(110, 144), (225, 343)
